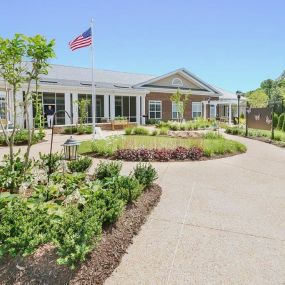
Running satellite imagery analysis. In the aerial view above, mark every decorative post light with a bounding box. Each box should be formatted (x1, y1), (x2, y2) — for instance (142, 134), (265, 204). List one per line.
(236, 91), (242, 125)
(62, 136), (80, 160)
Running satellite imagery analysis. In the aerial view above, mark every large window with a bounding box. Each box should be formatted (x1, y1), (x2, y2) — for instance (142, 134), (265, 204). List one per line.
(149, 100), (162, 120)
(0, 94), (6, 119)
(172, 102), (183, 120)
(78, 94), (104, 123)
(192, 102), (202, 119)
(114, 96), (136, 122)
(210, 104), (216, 118)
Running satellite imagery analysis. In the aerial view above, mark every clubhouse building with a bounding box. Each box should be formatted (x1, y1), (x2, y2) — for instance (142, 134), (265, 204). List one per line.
(0, 64), (242, 128)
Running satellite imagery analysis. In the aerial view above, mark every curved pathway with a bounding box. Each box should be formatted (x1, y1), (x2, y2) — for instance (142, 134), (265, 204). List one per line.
(105, 135), (285, 285)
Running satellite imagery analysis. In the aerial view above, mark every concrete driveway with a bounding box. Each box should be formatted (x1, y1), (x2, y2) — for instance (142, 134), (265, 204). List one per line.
(105, 135), (285, 285)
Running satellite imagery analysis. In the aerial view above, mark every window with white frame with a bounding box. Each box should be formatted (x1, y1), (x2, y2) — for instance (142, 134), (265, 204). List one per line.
(172, 102), (183, 119)
(149, 100), (162, 119)
(192, 102), (202, 118)
(210, 104), (216, 118)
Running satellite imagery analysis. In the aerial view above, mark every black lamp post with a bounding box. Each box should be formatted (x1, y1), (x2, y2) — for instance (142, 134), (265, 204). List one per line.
(48, 110), (80, 181)
(236, 91), (242, 125)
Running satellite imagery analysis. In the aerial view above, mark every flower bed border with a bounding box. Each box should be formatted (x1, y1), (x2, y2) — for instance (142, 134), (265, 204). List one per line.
(0, 184), (162, 285)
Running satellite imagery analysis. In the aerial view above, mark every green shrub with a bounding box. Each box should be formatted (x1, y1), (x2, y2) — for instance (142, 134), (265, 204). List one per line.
(151, 129), (158, 136)
(92, 189), (125, 223)
(52, 204), (102, 268)
(106, 175), (143, 203)
(67, 156), (92, 173)
(39, 152), (63, 174)
(159, 127), (168, 135)
(146, 118), (159, 125)
(133, 163), (158, 187)
(0, 153), (34, 193)
(63, 126), (77, 134)
(124, 127), (133, 135)
(273, 113), (279, 129)
(277, 113), (285, 130)
(0, 199), (51, 256)
(94, 161), (122, 180)
(132, 127), (149, 135)
(282, 117), (285, 132)
(202, 132), (223, 139)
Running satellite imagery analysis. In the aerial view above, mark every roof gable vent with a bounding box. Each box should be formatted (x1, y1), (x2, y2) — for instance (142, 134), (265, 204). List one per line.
(172, 77), (183, 87)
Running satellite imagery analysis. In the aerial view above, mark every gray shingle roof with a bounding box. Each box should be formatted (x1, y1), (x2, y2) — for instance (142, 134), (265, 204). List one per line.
(42, 64), (155, 86)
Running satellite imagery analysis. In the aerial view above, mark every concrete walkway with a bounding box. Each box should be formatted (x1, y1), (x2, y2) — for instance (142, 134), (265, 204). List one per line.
(1, 131), (284, 284)
(105, 135), (285, 285)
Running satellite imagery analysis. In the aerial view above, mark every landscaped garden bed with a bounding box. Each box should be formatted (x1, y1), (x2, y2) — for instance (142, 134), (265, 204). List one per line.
(225, 126), (285, 147)
(0, 183), (161, 285)
(79, 130), (247, 161)
(0, 151), (161, 284)
(0, 130), (45, 146)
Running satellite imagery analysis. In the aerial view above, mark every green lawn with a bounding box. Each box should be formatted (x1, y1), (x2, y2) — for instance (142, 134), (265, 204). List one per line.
(79, 134), (246, 157)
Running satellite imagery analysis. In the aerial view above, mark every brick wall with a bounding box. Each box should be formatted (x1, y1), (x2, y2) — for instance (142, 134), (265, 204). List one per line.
(145, 92), (219, 121)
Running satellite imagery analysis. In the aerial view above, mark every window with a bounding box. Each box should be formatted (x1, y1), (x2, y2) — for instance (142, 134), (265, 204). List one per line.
(210, 104), (216, 118)
(172, 78), (183, 87)
(0, 94), (6, 119)
(172, 102), (183, 119)
(192, 102), (202, 119)
(149, 100), (161, 120)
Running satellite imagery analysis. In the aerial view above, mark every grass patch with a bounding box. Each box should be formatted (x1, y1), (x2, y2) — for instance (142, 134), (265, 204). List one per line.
(79, 133), (246, 158)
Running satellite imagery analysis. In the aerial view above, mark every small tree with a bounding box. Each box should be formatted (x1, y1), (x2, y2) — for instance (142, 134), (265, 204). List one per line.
(76, 98), (91, 129)
(0, 34), (55, 169)
(170, 89), (189, 122)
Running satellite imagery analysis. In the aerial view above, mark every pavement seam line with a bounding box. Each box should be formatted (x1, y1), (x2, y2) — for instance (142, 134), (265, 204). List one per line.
(166, 181), (196, 285)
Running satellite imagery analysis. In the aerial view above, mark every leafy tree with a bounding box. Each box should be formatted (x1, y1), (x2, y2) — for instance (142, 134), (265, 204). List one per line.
(246, 88), (268, 107)
(260, 79), (274, 99)
(0, 34), (55, 176)
(170, 89), (189, 122)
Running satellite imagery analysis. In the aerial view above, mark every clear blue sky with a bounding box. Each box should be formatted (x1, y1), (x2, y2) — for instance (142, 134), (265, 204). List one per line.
(1, 0), (284, 92)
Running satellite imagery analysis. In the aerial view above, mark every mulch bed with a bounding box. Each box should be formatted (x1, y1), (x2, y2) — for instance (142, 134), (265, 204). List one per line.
(0, 184), (162, 285)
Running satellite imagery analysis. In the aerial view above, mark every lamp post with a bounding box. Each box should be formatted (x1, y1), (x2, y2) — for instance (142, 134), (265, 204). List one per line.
(236, 91), (242, 125)
(48, 110), (80, 181)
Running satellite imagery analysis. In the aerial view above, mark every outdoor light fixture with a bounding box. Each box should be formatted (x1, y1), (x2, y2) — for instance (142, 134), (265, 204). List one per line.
(62, 136), (80, 160)
(236, 91), (242, 125)
(207, 97), (211, 104)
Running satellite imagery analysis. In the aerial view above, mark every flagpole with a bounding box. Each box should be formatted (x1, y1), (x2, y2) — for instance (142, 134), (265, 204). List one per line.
(91, 18), (96, 139)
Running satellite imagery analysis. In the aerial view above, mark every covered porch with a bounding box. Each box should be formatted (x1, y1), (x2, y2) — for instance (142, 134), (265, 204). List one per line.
(202, 99), (246, 125)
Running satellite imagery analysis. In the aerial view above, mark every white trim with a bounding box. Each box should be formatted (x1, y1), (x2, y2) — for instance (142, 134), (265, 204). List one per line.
(172, 77), (183, 87)
(134, 68), (221, 95)
(171, 101), (182, 120)
(148, 100), (162, 120)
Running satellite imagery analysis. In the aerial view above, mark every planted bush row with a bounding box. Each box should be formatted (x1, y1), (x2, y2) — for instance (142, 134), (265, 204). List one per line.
(0, 159), (158, 268)
(115, 146), (203, 161)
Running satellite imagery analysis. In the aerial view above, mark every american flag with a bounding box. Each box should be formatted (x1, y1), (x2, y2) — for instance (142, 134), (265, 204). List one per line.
(69, 28), (92, 51)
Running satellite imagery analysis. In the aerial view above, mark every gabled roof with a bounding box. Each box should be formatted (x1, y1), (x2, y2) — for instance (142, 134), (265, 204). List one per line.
(42, 64), (155, 86)
(133, 68), (221, 95)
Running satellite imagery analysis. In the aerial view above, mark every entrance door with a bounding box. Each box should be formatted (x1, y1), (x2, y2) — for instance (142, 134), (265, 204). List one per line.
(210, 104), (216, 118)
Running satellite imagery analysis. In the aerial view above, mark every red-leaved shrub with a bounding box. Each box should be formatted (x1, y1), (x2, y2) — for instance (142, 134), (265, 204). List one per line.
(114, 146), (203, 162)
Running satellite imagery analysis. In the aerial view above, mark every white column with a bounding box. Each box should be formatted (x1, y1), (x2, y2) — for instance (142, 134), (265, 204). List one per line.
(203, 102), (207, 119)
(64, 92), (71, 125)
(141, 95), (146, 125)
(72, 93), (78, 124)
(136, 96), (141, 125)
(110, 94), (115, 120)
(229, 104), (232, 125)
(104, 95), (109, 120)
